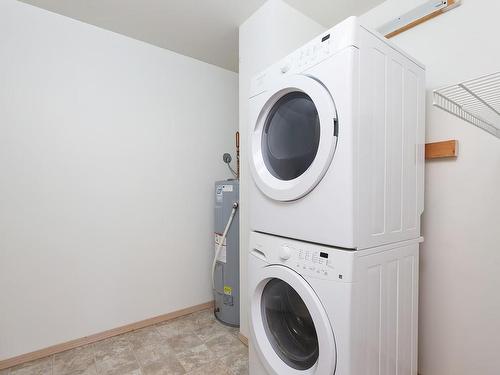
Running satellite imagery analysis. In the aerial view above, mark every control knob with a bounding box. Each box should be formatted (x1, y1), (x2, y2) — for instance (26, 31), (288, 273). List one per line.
(280, 245), (292, 260)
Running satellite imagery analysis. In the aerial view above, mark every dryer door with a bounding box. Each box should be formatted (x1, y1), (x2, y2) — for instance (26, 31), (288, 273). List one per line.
(249, 75), (338, 201)
(250, 265), (336, 375)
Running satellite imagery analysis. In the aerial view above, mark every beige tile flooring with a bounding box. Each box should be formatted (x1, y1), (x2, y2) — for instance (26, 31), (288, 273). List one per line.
(2, 309), (248, 375)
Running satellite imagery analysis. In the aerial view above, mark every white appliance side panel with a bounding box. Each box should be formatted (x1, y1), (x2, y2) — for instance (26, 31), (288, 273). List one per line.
(357, 28), (425, 249)
(387, 59), (404, 233)
(352, 242), (419, 375)
(403, 69), (418, 232)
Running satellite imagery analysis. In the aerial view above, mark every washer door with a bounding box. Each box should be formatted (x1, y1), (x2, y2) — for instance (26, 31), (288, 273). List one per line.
(250, 265), (336, 375)
(250, 75), (338, 201)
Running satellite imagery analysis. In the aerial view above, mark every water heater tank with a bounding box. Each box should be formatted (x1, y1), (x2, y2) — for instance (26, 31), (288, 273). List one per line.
(214, 179), (240, 326)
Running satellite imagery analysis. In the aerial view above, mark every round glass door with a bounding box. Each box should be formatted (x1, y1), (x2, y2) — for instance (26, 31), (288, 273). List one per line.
(262, 92), (320, 181)
(261, 278), (319, 370)
(249, 75), (338, 202)
(249, 264), (337, 374)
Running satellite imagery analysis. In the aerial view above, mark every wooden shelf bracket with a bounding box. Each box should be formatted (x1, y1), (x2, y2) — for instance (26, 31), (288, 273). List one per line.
(425, 140), (458, 160)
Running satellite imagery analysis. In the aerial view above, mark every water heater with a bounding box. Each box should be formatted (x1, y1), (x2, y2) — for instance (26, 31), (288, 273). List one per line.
(213, 179), (240, 326)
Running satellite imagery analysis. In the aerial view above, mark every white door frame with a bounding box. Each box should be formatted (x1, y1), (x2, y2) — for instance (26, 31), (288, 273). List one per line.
(249, 75), (338, 202)
(249, 264), (337, 375)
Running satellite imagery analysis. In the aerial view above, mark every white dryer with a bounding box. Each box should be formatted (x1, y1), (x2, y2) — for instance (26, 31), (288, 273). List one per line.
(248, 231), (420, 375)
(248, 17), (425, 249)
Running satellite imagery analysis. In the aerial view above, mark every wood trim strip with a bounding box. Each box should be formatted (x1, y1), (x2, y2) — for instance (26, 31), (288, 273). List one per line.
(238, 332), (248, 347)
(0, 301), (214, 371)
(425, 140), (458, 159)
(386, 0), (458, 39)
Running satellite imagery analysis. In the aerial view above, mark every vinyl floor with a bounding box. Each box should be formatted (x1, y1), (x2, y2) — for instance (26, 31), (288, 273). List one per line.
(1, 308), (248, 375)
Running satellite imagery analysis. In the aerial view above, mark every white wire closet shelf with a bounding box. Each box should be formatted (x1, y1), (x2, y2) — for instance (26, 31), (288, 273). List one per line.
(433, 71), (500, 138)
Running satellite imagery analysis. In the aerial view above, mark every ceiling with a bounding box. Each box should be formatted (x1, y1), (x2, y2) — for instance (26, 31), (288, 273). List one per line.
(19, 0), (384, 72)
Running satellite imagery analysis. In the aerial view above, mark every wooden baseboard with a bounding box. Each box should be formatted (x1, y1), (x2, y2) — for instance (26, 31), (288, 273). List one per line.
(0, 301), (214, 371)
(238, 332), (248, 346)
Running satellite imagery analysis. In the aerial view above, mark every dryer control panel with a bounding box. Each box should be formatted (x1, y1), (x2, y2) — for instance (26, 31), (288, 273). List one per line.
(250, 232), (354, 282)
(250, 17), (359, 98)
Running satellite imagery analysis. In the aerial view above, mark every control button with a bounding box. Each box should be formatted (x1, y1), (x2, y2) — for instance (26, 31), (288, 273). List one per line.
(280, 63), (291, 74)
(280, 245), (292, 260)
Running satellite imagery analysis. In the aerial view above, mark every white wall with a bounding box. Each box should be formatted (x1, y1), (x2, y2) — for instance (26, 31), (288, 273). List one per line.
(0, 0), (237, 360)
(360, 2), (500, 374)
(238, 0), (324, 337)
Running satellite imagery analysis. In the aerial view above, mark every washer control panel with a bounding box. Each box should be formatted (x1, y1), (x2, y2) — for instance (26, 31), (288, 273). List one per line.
(288, 245), (336, 280)
(250, 232), (354, 282)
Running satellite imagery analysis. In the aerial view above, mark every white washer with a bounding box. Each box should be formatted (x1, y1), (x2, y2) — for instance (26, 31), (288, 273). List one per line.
(248, 17), (425, 249)
(248, 231), (420, 375)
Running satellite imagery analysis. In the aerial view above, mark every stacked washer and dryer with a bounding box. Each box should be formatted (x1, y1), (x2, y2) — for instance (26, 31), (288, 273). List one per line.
(247, 17), (425, 375)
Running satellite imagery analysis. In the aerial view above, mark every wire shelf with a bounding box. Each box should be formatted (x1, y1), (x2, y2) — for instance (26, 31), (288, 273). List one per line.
(433, 72), (500, 138)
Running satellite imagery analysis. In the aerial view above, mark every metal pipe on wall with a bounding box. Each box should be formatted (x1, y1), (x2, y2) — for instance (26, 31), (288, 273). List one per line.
(236, 131), (240, 180)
